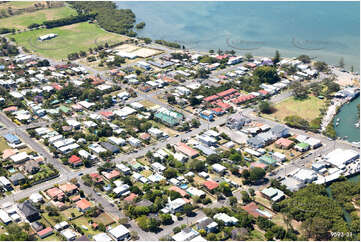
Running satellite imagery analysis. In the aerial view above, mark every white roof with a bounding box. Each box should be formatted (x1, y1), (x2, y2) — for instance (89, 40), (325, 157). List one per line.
(214, 213), (238, 224)
(212, 163), (227, 172)
(60, 229), (76, 240)
(29, 193), (43, 203)
(325, 149), (359, 169)
(10, 152), (28, 163)
(186, 187), (205, 197)
(93, 233), (112, 241)
(305, 137), (321, 146)
(109, 225), (129, 239)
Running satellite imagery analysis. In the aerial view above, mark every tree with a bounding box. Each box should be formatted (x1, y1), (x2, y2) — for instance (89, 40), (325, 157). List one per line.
(249, 167), (266, 182)
(97, 223), (106, 232)
(206, 154), (221, 164)
(253, 66), (280, 84)
(291, 82), (308, 99)
(284, 115), (310, 130)
(245, 53), (253, 61)
(135, 21), (146, 29)
(167, 95), (176, 104)
(183, 204), (193, 216)
(160, 213), (173, 225)
(259, 101), (272, 114)
(339, 57), (345, 68)
(189, 159), (205, 172)
(241, 191), (252, 204)
(314, 61), (328, 72)
(195, 67), (210, 78)
(297, 54), (311, 63)
(164, 167), (177, 179)
(219, 182), (232, 196)
(273, 50), (280, 64)
(265, 230), (275, 240)
(0, 224), (30, 241)
(229, 196), (237, 206)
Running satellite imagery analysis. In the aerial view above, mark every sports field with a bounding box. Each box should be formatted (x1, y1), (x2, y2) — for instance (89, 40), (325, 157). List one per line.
(263, 95), (326, 122)
(13, 22), (129, 60)
(0, 6), (77, 29)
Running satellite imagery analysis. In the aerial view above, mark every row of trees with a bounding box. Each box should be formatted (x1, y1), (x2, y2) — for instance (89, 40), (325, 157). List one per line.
(43, 14), (96, 28)
(69, 1), (137, 36)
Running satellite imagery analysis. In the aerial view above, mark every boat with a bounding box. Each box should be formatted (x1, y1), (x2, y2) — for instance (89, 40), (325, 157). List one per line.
(335, 122), (339, 126)
(355, 122), (360, 128)
(336, 118), (340, 122)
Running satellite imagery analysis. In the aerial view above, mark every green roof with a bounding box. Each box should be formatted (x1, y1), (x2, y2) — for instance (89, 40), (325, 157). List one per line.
(296, 142), (310, 149)
(59, 105), (70, 113)
(259, 155), (277, 165)
(155, 112), (179, 126)
(262, 187), (278, 197)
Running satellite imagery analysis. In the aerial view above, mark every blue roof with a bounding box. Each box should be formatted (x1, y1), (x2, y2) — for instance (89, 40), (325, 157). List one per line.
(3, 133), (20, 144)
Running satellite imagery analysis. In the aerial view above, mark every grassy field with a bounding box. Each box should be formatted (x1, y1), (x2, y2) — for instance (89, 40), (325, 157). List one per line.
(0, 1), (39, 10)
(264, 95), (326, 122)
(13, 22), (128, 60)
(0, 6), (77, 29)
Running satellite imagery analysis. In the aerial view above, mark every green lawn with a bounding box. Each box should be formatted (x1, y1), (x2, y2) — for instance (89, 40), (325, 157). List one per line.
(13, 22), (128, 60)
(0, 6), (77, 29)
(265, 95), (326, 122)
(0, 137), (10, 153)
(250, 229), (265, 241)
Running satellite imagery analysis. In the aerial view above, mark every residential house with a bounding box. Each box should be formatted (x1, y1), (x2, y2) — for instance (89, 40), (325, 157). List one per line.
(9, 173), (26, 185)
(18, 200), (40, 222)
(271, 125), (290, 138)
(76, 199), (92, 212)
(203, 180), (219, 192)
(214, 213), (238, 226)
(108, 224), (130, 241)
(196, 217), (218, 233)
(175, 142), (199, 158)
(68, 155), (83, 167)
(261, 187), (285, 202)
(275, 138), (294, 149)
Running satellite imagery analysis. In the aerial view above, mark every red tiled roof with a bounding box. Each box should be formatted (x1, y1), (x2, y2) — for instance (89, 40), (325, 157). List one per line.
(242, 202), (266, 218)
(212, 108), (224, 114)
(100, 111), (114, 118)
(76, 198), (92, 210)
(203, 180), (219, 190)
(275, 138), (294, 147)
(217, 88), (237, 98)
(176, 142), (199, 157)
(231, 94), (256, 104)
(250, 162), (268, 169)
(216, 54), (229, 60)
(258, 90), (269, 95)
(3, 106), (18, 112)
(68, 155), (81, 164)
(46, 187), (64, 199)
(102, 170), (120, 180)
(59, 183), (78, 193)
(51, 83), (63, 91)
(37, 227), (53, 237)
(216, 102), (231, 109)
(204, 95), (219, 102)
(169, 186), (188, 197)
(90, 173), (103, 183)
(124, 193), (138, 202)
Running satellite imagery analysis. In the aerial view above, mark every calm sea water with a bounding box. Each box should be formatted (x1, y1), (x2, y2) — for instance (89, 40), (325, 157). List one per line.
(334, 96), (360, 142)
(116, 1), (360, 70)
